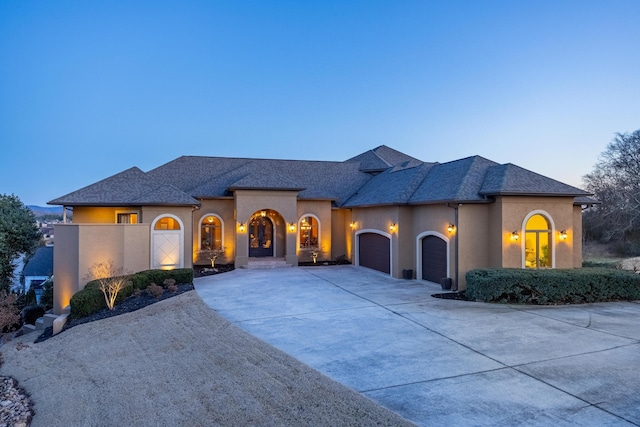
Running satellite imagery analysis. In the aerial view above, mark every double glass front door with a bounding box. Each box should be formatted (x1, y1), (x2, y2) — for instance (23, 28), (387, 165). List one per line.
(249, 216), (273, 257)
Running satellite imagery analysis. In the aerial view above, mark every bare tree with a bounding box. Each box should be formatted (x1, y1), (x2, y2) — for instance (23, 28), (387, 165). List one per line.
(583, 130), (640, 250)
(86, 260), (130, 310)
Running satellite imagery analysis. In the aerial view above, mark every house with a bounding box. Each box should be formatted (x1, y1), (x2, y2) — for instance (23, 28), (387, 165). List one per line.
(48, 146), (591, 314)
(21, 246), (54, 298)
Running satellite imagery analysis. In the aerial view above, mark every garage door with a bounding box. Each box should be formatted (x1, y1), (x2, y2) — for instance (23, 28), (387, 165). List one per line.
(359, 232), (390, 274)
(421, 235), (447, 283)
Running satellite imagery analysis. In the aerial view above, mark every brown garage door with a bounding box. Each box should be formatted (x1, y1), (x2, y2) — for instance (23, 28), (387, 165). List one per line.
(359, 232), (390, 274)
(422, 235), (447, 283)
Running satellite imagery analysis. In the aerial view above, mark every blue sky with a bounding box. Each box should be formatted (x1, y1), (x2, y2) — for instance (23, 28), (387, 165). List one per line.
(1, 1), (639, 206)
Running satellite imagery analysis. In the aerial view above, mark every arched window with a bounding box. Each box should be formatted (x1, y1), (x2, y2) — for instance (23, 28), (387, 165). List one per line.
(299, 216), (319, 248)
(525, 214), (551, 268)
(200, 215), (222, 251)
(154, 216), (181, 230)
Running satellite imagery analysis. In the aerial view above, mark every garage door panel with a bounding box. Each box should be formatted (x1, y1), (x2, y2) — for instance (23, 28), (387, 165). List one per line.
(422, 235), (447, 283)
(359, 233), (390, 274)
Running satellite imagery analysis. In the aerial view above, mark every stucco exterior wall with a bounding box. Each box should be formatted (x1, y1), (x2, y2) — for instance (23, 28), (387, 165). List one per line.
(457, 204), (492, 289)
(497, 196), (577, 269)
(73, 206), (141, 223)
(296, 200), (332, 262)
(142, 206), (194, 269)
(573, 205), (583, 267)
(331, 208), (352, 262)
(53, 223), (150, 314)
(192, 199), (235, 265)
(234, 190), (299, 267)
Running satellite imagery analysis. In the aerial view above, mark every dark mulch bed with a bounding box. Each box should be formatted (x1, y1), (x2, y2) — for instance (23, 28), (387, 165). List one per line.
(193, 264), (235, 277)
(431, 291), (473, 301)
(35, 265), (235, 343)
(35, 283), (195, 343)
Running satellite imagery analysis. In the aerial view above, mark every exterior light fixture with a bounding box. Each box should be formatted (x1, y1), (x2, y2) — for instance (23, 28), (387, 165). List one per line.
(389, 223), (397, 232)
(238, 223), (245, 232)
(289, 223), (296, 232)
(349, 222), (355, 229)
(559, 230), (568, 240)
(447, 224), (455, 233)
(511, 231), (519, 241)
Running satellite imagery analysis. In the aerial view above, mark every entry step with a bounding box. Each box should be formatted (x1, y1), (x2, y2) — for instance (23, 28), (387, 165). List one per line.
(245, 258), (292, 269)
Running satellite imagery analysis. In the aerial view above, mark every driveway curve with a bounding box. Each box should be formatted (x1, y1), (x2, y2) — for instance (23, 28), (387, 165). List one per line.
(195, 265), (640, 426)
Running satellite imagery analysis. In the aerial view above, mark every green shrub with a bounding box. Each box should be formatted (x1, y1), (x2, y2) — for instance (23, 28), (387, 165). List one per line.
(130, 268), (193, 291)
(70, 288), (105, 318)
(70, 268), (193, 318)
(21, 305), (46, 325)
(466, 268), (640, 304)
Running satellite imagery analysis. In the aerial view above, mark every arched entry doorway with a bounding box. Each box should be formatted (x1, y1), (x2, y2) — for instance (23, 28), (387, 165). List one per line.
(249, 213), (274, 257)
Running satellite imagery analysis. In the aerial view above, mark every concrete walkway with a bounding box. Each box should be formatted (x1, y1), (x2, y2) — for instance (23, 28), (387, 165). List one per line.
(194, 266), (640, 426)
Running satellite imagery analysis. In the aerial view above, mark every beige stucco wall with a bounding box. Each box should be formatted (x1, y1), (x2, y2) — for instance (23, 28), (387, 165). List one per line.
(53, 223), (150, 314)
(141, 206), (195, 269)
(573, 205), (583, 267)
(234, 190), (299, 267)
(497, 196), (577, 269)
(331, 208), (352, 262)
(296, 200), (332, 262)
(457, 204), (492, 289)
(73, 206), (142, 223)
(192, 199), (235, 265)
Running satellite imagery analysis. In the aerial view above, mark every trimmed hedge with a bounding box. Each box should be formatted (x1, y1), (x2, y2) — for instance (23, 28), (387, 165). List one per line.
(70, 268), (194, 318)
(466, 268), (640, 304)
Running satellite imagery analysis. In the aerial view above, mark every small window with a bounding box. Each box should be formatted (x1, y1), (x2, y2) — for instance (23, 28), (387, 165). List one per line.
(154, 216), (181, 230)
(299, 216), (318, 248)
(117, 213), (138, 224)
(201, 215), (222, 250)
(525, 214), (551, 268)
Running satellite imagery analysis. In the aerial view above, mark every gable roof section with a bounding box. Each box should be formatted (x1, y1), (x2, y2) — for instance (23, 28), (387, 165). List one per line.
(347, 145), (421, 172)
(408, 156), (499, 204)
(48, 167), (199, 206)
(342, 162), (436, 207)
(148, 156), (372, 205)
(480, 164), (590, 197)
(23, 246), (53, 277)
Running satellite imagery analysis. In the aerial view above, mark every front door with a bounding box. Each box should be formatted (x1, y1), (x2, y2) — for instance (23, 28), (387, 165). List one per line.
(249, 216), (274, 257)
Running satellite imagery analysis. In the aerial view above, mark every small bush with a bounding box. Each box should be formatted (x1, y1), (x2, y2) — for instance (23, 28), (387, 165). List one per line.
(166, 283), (178, 293)
(70, 288), (105, 318)
(70, 268), (193, 318)
(146, 283), (164, 299)
(466, 268), (640, 304)
(163, 278), (176, 288)
(21, 305), (46, 325)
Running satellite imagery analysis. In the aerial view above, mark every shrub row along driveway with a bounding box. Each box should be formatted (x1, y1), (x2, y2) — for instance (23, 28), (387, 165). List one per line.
(194, 266), (640, 426)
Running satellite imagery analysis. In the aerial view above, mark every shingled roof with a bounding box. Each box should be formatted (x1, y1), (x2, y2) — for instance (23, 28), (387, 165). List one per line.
(49, 146), (591, 208)
(23, 246), (53, 277)
(48, 167), (199, 206)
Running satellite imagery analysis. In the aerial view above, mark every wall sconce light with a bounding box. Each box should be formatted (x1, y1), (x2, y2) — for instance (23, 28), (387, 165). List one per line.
(559, 230), (568, 240)
(511, 231), (519, 241)
(350, 222), (355, 229)
(389, 223), (397, 232)
(288, 223), (296, 232)
(447, 224), (455, 233)
(238, 223), (245, 232)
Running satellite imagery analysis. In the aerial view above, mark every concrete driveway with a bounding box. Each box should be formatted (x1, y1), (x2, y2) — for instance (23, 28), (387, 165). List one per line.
(194, 266), (640, 426)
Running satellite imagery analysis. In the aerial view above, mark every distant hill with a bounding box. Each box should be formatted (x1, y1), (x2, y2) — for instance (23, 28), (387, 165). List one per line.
(28, 205), (65, 218)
